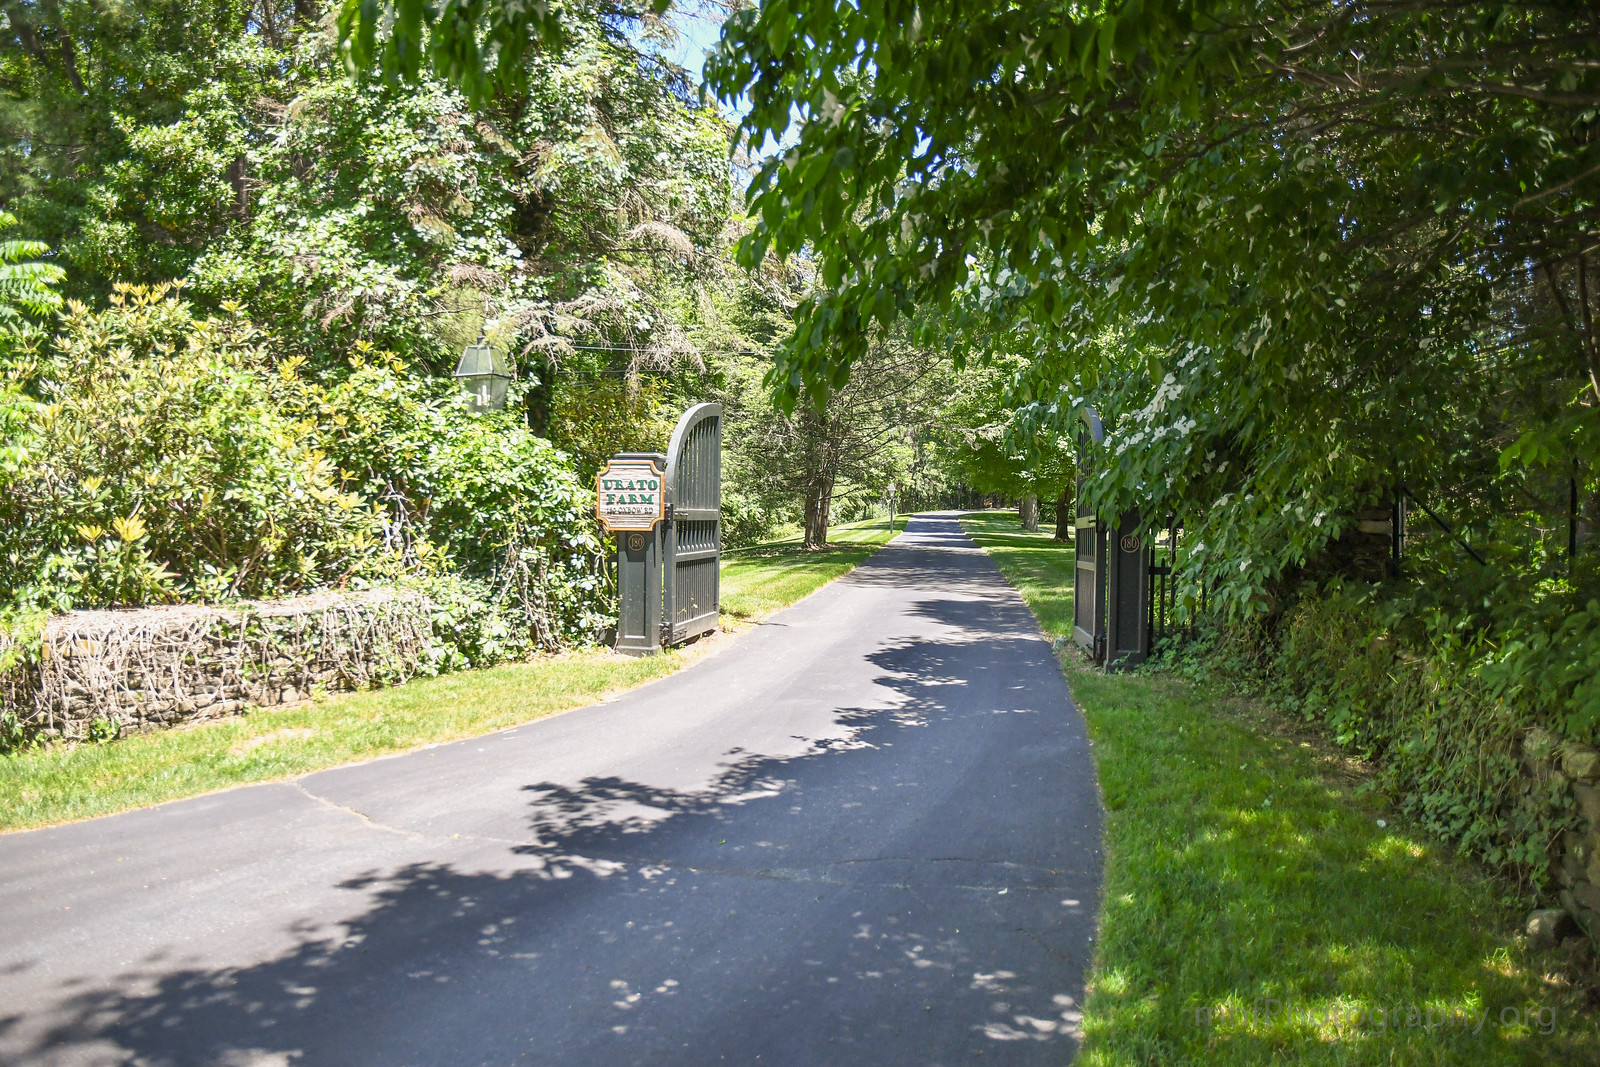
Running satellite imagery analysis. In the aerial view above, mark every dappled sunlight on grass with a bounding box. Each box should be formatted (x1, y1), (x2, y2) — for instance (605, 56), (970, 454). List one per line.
(1369, 835), (1430, 862)
(962, 511), (1600, 1064)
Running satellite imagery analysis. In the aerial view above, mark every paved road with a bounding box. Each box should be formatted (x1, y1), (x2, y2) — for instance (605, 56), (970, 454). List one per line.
(0, 513), (1103, 1067)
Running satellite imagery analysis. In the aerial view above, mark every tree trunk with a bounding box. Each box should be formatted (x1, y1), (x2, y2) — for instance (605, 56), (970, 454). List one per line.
(524, 354), (555, 437)
(1054, 485), (1073, 542)
(229, 155), (250, 220)
(1019, 493), (1039, 532)
(803, 480), (833, 550)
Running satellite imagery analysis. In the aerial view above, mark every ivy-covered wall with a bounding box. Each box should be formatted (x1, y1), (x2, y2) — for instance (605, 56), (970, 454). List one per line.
(1, 591), (436, 742)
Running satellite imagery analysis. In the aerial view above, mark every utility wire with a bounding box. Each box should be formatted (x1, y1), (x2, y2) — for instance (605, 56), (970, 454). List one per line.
(543, 342), (771, 356)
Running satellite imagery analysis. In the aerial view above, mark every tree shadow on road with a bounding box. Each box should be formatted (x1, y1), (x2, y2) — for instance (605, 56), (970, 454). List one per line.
(3, 601), (1100, 1067)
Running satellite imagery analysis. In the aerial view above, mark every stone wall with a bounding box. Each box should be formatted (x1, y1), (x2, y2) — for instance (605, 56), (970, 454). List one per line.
(1522, 727), (1600, 947)
(0, 590), (435, 742)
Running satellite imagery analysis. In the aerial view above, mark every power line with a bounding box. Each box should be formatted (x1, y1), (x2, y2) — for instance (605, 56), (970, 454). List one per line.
(535, 342), (772, 357)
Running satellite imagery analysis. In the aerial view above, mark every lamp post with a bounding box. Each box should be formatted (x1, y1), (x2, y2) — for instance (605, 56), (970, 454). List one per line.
(888, 482), (896, 528)
(452, 341), (511, 412)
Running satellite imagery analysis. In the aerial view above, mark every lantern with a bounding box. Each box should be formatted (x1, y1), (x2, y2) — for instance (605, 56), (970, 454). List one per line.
(452, 342), (511, 412)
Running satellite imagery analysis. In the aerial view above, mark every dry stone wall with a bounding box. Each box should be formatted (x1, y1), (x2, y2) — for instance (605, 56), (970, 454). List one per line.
(1522, 727), (1600, 947)
(0, 590), (435, 741)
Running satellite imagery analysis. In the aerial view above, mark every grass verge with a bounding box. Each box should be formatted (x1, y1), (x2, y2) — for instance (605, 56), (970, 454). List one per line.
(720, 514), (906, 621)
(0, 514), (905, 832)
(961, 509), (1600, 1065)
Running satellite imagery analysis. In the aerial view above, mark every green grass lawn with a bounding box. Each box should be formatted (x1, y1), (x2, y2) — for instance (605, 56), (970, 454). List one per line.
(961, 509), (1600, 1065)
(0, 514), (905, 832)
(720, 514), (906, 620)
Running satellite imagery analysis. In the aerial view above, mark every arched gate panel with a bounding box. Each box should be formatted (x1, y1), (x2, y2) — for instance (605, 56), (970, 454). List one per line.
(663, 402), (722, 645)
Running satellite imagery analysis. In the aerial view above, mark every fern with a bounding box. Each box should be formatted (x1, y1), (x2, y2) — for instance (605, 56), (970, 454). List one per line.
(0, 212), (65, 332)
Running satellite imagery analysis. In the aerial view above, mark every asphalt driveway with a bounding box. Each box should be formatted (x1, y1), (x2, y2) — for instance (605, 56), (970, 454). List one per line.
(0, 512), (1102, 1066)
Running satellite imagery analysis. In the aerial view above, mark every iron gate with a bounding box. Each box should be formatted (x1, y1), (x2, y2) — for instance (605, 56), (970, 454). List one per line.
(662, 402), (722, 645)
(1148, 519), (1178, 645)
(1147, 519), (1207, 647)
(1071, 406), (1153, 670)
(1072, 487), (1107, 659)
(1068, 405), (1222, 666)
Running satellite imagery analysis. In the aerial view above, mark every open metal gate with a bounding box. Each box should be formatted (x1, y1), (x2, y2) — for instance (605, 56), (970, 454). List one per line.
(1071, 407), (1154, 670)
(1148, 520), (1178, 646)
(662, 402), (722, 645)
(1072, 479), (1107, 660)
(1147, 518), (1206, 647)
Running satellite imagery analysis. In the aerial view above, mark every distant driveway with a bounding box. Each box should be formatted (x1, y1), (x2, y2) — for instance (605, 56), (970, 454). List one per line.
(0, 513), (1102, 1066)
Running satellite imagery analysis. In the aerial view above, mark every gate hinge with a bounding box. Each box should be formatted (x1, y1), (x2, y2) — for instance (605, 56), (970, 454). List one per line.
(664, 503), (674, 521)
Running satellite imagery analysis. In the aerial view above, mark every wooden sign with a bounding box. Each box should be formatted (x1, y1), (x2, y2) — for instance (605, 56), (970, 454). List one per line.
(596, 457), (665, 532)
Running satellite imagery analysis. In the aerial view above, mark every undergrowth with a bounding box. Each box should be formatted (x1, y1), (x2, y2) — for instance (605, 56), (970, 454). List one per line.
(1152, 582), (1583, 903)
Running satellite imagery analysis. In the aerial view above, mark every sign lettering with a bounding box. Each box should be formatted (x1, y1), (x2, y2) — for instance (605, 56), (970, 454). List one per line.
(596, 458), (666, 532)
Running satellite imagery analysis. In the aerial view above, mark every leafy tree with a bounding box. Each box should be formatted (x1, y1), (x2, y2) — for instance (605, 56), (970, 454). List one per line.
(935, 357), (1073, 534)
(0, 0), (287, 284)
(4, 2), (736, 447)
(708, 1), (1600, 609)
(730, 329), (949, 547)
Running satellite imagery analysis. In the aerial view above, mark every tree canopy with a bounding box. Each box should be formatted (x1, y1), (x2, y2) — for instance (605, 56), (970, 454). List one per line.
(354, 0), (1600, 569)
(699, 0), (1600, 616)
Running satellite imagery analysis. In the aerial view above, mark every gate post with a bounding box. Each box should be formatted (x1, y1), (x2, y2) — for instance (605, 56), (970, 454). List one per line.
(1104, 509), (1152, 670)
(615, 524), (663, 655)
(598, 452), (667, 655)
(1072, 486), (1107, 661)
(1071, 405), (1154, 670)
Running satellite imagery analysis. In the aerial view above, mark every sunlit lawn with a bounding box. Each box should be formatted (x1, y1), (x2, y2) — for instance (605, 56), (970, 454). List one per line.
(0, 514), (905, 832)
(962, 509), (1600, 1065)
(0, 652), (683, 831)
(720, 514), (907, 621)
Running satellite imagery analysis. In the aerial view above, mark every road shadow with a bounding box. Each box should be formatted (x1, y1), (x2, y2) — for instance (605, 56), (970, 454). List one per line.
(4, 601), (1101, 1066)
